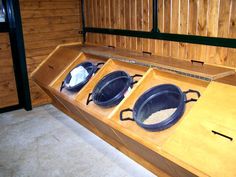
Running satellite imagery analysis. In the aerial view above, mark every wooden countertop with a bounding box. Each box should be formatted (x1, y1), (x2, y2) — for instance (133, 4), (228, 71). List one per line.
(216, 73), (236, 86)
(81, 44), (235, 81)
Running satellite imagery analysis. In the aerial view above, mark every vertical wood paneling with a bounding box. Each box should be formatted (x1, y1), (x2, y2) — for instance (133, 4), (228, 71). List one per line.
(125, 0), (131, 49)
(218, 0), (231, 38)
(120, 0), (126, 47)
(188, 0), (197, 35)
(86, 0), (236, 67)
(94, 0), (99, 44)
(97, 0), (102, 45)
(206, 0), (220, 64)
(115, 0), (121, 48)
(171, 0), (180, 58)
(137, 0), (143, 51)
(179, 0), (188, 59)
(229, 0), (236, 38)
(142, 0), (149, 51)
(187, 0), (198, 60)
(195, 0), (208, 60)
(163, 0), (171, 57)
(155, 0), (164, 56)
(131, 0), (137, 50)
(207, 0), (220, 37)
(85, 1), (91, 43)
(110, 0), (116, 46)
(197, 0), (208, 36)
(90, 0), (95, 44)
(105, 0), (111, 45)
(227, 1), (236, 67)
(149, 0), (156, 53)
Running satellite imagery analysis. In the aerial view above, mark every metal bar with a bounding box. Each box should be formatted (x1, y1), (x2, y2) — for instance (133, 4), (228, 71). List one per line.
(81, 0), (86, 43)
(85, 27), (236, 48)
(152, 0), (159, 32)
(0, 104), (22, 114)
(6, 0), (32, 111)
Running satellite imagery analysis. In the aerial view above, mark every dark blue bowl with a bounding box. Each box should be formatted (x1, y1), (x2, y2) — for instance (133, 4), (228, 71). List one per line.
(86, 71), (142, 108)
(61, 61), (104, 92)
(120, 84), (200, 131)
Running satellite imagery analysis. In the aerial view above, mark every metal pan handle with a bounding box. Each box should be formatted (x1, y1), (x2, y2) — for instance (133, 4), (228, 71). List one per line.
(120, 108), (134, 121)
(86, 93), (93, 105)
(60, 81), (65, 92)
(95, 62), (105, 73)
(183, 89), (201, 103)
(130, 74), (143, 86)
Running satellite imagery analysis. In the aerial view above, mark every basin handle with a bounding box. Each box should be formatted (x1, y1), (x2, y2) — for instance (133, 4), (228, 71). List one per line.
(86, 93), (93, 105)
(60, 81), (65, 92)
(131, 74), (143, 86)
(120, 108), (134, 121)
(183, 89), (201, 103)
(95, 62), (105, 73)
(191, 59), (204, 66)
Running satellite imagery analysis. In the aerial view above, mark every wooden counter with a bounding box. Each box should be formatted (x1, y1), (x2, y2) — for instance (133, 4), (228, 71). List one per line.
(81, 44), (235, 81)
(31, 43), (236, 177)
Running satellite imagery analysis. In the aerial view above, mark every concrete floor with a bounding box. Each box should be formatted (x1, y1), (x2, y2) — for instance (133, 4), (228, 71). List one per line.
(0, 105), (156, 177)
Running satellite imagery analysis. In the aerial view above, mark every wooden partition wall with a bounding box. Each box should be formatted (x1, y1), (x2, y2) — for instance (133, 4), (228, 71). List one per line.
(0, 0), (83, 108)
(84, 0), (236, 68)
(3, 0), (236, 108)
(20, 0), (82, 105)
(20, 0), (82, 106)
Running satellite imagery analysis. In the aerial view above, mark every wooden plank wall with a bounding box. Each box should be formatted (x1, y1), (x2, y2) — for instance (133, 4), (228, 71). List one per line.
(0, 33), (19, 108)
(1, 0), (82, 108)
(85, 0), (236, 68)
(20, 0), (83, 106)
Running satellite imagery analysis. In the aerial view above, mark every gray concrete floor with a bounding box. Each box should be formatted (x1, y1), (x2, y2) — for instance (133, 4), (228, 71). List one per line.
(0, 105), (156, 177)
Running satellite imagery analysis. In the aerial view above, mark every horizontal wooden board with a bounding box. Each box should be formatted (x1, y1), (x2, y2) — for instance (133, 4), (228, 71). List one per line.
(82, 45), (235, 80)
(20, 0), (82, 106)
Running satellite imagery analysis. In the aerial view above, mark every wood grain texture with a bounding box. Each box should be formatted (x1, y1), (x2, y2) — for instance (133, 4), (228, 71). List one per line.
(32, 43), (236, 177)
(82, 44), (234, 80)
(163, 82), (236, 177)
(163, 0), (171, 57)
(85, 0), (236, 67)
(155, 0), (164, 56)
(20, 0), (82, 106)
(170, 0), (180, 59)
(0, 34), (18, 108)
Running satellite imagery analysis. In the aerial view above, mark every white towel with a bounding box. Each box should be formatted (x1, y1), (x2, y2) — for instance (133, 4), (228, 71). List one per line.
(66, 66), (89, 87)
